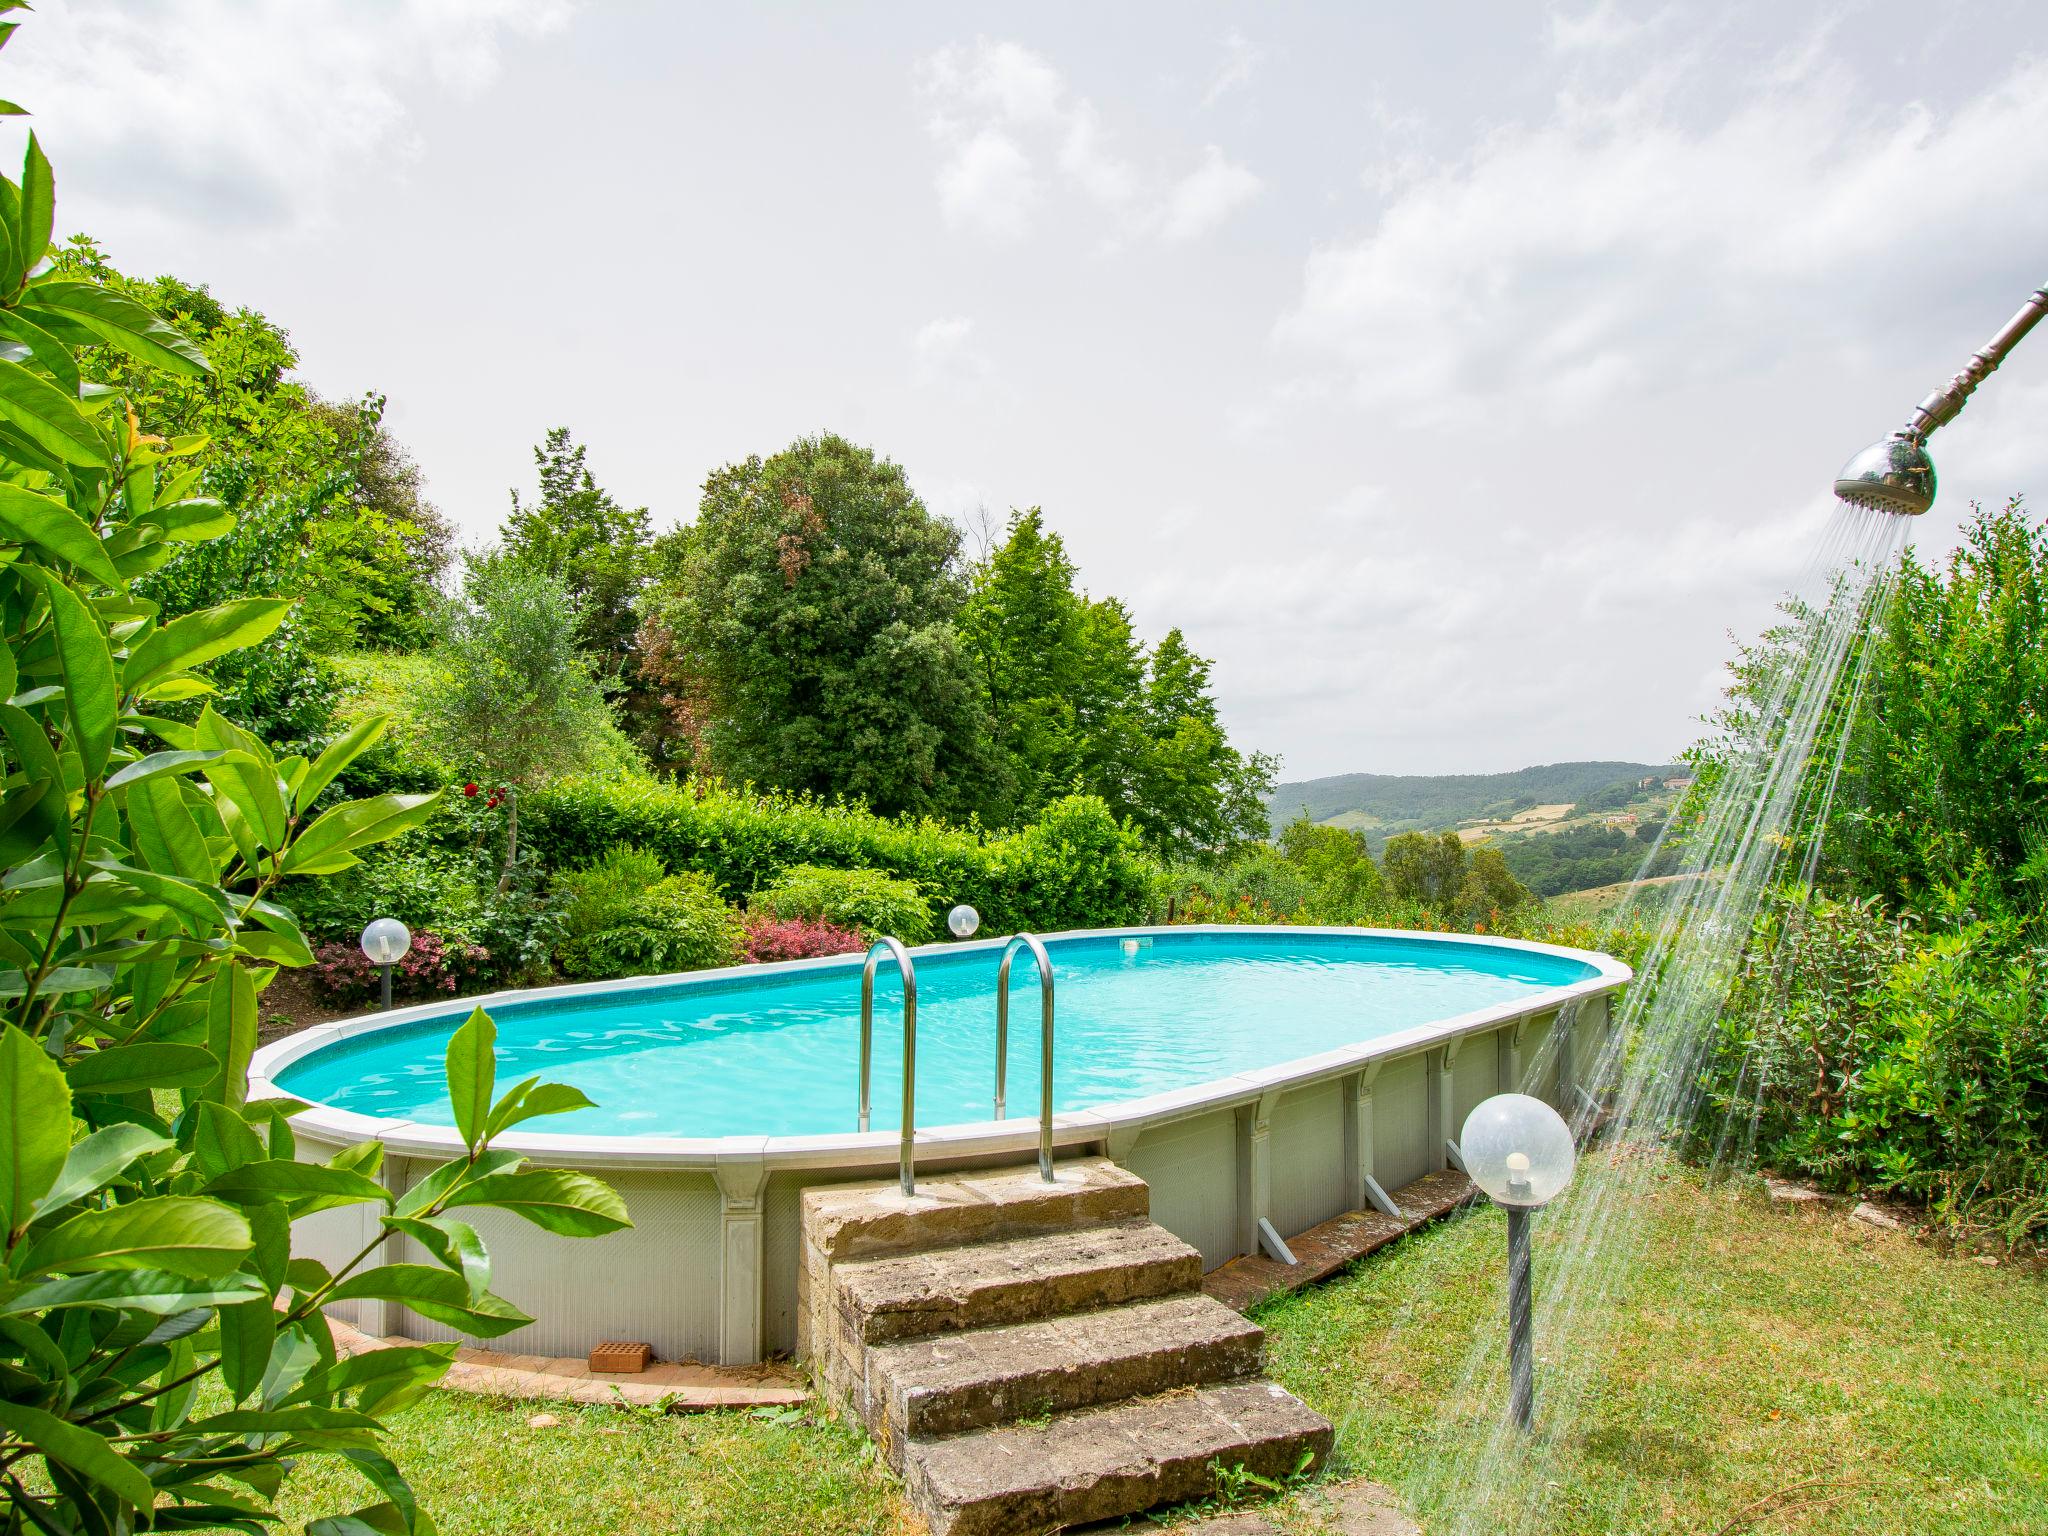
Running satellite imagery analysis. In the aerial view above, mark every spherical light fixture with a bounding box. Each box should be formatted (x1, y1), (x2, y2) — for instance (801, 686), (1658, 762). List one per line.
(360, 917), (411, 1010)
(1461, 1093), (1576, 1209)
(1460, 1092), (1580, 1433)
(947, 904), (980, 939)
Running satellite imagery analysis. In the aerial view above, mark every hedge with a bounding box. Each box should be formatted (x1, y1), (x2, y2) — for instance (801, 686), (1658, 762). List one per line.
(521, 774), (1158, 936)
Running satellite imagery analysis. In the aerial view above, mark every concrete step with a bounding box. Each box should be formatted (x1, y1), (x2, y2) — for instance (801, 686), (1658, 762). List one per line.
(864, 1293), (1265, 1445)
(800, 1157), (1150, 1267)
(906, 1378), (1335, 1536)
(832, 1219), (1203, 1350)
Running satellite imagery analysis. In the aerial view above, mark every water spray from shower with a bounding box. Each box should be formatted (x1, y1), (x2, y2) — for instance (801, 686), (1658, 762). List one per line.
(1834, 282), (2048, 515)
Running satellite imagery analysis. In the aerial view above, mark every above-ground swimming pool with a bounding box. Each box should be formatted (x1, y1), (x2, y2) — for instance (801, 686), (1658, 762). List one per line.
(274, 930), (1605, 1140)
(255, 925), (1629, 1364)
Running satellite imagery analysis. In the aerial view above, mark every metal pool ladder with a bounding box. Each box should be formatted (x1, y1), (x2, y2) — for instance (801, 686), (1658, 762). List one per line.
(858, 937), (918, 1195)
(995, 932), (1057, 1183)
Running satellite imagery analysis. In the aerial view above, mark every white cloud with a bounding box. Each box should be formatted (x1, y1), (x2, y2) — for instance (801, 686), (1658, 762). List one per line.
(911, 315), (990, 388)
(916, 37), (1259, 246)
(1160, 146), (1262, 242)
(3, 0), (570, 241)
(1203, 29), (1262, 107)
(933, 130), (1038, 239)
(1276, 51), (2048, 427)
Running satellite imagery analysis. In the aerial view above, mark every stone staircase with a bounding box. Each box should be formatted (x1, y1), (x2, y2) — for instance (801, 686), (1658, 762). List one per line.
(798, 1159), (1332, 1536)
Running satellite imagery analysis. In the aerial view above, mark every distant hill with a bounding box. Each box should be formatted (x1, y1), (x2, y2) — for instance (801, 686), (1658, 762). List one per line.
(1265, 761), (1687, 841)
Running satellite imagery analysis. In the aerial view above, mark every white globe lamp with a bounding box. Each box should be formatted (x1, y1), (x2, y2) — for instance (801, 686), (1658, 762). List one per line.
(1460, 1093), (1578, 1432)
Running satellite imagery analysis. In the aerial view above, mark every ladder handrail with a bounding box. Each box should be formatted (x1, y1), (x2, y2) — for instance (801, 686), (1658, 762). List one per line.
(996, 932), (1056, 1183)
(858, 936), (919, 1196)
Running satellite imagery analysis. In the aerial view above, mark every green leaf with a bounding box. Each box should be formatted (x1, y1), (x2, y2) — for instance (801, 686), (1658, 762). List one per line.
(202, 960), (258, 1109)
(0, 964), (107, 997)
(64, 1042), (218, 1095)
(135, 495), (234, 544)
(285, 1342), (454, 1416)
(0, 356), (108, 467)
(34, 1122), (172, 1214)
(196, 704), (286, 851)
(444, 1007), (496, 1156)
(218, 1298), (277, 1403)
(384, 1215), (491, 1301)
(444, 1168), (632, 1237)
(0, 307), (77, 395)
(126, 773), (213, 883)
(389, 1147), (521, 1220)
(104, 748), (231, 791)
(0, 1029), (70, 1235)
(281, 791), (441, 877)
(19, 280), (210, 377)
(321, 1264), (532, 1339)
(203, 1160), (392, 1212)
(121, 598), (290, 697)
(306, 1503), (415, 1536)
(0, 1400), (153, 1509)
(234, 927), (314, 967)
(0, 1268), (264, 1316)
(0, 483), (121, 587)
(485, 1078), (598, 1141)
(30, 572), (117, 779)
(296, 715), (389, 812)
(14, 130), (51, 281)
(192, 1101), (267, 1177)
(17, 1195), (252, 1278)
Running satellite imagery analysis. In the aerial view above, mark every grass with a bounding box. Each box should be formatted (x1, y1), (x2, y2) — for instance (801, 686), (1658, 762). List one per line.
(1255, 1160), (2047, 1535)
(270, 1396), (909, 1535)
(264, 1163), (2043, 1535)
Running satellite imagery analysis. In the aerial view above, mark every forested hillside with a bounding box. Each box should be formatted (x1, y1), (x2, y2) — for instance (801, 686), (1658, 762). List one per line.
(1265, 760), (1684, 836)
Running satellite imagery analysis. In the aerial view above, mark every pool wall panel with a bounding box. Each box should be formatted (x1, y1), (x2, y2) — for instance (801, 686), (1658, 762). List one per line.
(1268, 1080), (1346, 1241)
(1371, 1053), (1431, 1190)
(1122, 1108), (1238, 1267)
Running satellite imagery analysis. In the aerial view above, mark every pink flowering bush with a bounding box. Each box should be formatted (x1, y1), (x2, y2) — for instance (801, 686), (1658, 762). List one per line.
(312, 930), (492, 1003)
(740, 913), (865, 963)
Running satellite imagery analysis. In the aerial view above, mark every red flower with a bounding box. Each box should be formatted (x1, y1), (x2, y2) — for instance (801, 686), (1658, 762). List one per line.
(463, 782), (479, 797)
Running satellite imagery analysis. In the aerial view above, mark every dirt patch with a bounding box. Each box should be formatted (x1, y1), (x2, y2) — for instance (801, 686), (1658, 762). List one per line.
(259, 968), (350, 1045)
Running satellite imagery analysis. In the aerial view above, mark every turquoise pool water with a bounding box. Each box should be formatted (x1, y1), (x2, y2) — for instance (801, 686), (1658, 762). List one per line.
(276, 931), (1598, 1140)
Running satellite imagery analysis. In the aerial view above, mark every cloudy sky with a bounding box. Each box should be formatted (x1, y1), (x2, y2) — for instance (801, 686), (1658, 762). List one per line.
(7, 1), (2046, 778)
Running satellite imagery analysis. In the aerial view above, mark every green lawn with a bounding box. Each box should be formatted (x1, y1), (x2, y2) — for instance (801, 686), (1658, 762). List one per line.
(270, 1164), (2044, 1535)
(1257, 1162), (2047, 1535)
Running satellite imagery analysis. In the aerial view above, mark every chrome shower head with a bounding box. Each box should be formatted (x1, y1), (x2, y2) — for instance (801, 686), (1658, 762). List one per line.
(1833, 433), (1934, 517)
(1833, 283), (2046, 517)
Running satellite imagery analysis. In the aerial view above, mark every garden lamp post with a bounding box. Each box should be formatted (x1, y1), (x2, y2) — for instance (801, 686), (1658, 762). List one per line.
(359, 918), (411, 1011)
(1460, 1092), (1577, 1432)
(947, 904), (980, 940)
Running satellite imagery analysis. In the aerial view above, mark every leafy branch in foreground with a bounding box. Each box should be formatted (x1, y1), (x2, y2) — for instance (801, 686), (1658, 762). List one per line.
(0, 19), (630, 1532)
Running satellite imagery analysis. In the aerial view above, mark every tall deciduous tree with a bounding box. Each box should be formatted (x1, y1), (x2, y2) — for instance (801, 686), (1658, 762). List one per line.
(961, 510), (1275, 854)
(646, 433), (1001, 818)
(502, 427), (652, 660)
(423, 552), (622, 888)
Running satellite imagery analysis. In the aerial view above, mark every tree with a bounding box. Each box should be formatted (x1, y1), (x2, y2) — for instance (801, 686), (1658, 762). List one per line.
(1277, 814), (1383, 913)
(1459, 845), (1532, 924)
(645, 433), (1001, 818)
(959, 511), (1277, 853)
(0, 75), (623, 1534)
(46, 240), (454, 722)
(1383, 830), (1469, 911)
(423, 552), (623, 889)
(502, 427), (651, 660)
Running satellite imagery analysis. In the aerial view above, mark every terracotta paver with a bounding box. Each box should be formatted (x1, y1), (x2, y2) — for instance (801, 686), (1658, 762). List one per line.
(1203, 1171), (1476, 1312)
(327, 1319), (807, 1411)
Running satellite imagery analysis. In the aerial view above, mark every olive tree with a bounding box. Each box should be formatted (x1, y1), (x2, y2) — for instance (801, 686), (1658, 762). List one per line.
(0, 44), (626, 1534)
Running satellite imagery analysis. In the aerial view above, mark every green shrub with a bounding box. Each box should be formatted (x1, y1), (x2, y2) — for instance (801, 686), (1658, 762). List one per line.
(554, 849), (742, 979)
(752, 864), (933, 944)
(523, 775), (1158, 934)
(1709, 892), (2048, 1242)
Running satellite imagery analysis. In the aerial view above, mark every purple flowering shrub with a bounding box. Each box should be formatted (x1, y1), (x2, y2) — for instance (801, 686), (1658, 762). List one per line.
(739, 913), (865, 963)
(311, 930), (491, 1003)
